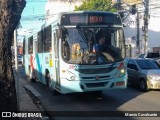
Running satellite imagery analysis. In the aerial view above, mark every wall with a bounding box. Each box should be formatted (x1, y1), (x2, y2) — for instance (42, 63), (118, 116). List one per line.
(123, 0), (160, 57)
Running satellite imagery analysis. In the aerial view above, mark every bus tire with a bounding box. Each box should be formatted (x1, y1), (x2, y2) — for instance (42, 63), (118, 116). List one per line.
(29, 67), (35, 82)
(45, 70), (60, 95)
(45, 69), (50, 86)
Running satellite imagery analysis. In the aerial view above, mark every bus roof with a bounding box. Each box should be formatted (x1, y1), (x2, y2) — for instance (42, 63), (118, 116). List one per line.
(59, 10), (119, 15)
(25, 11), (122, 39)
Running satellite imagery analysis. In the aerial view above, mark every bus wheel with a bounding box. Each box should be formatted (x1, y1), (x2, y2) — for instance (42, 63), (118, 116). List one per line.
(45, 70), (52, 90)
(29, 68), (35, 82)
(45, 70), (49, 86)
(45, 70), (60, 95)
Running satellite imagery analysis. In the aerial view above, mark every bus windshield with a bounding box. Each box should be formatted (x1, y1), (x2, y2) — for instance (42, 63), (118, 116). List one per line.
(62, 27), (125, 65)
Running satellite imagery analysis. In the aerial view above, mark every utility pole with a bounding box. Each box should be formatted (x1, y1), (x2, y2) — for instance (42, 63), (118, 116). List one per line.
(136, 11), (140, 55)
(116, 0), (122, 11)
(143, 0), (149, 53)
(14, 29), (19, 110)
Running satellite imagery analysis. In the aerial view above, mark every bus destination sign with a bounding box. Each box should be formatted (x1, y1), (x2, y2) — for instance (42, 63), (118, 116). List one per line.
(89, 16), (103, 23)
(61, 13), (121, 25)
(69, 15), (103, 24)
(69, 15), (87, 24)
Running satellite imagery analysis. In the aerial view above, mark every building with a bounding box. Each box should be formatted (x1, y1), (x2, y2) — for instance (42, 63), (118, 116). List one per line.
(121, 0), (160, 57)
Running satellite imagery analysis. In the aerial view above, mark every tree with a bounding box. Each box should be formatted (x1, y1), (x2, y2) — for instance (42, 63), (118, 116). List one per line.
(0, 0), (26, 113)
(75, 0), (117, 12)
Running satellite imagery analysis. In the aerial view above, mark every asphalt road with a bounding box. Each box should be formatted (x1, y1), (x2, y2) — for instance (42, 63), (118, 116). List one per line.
(18, 66), (160, 120)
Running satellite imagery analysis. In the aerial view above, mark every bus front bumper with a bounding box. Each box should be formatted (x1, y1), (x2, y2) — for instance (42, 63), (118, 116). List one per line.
(60, 75), (127, 94)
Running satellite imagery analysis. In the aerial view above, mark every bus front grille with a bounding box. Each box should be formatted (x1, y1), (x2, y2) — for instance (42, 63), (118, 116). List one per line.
(85, 82), (108, 88)
(75, 67), (116, 74)
(81, 75), (111, 80)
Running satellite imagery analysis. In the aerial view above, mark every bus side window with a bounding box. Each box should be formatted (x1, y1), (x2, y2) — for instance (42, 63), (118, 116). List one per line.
(28, 36), (33, 54)
(37, 31), (43, 53)
(44, 25), (52, 52)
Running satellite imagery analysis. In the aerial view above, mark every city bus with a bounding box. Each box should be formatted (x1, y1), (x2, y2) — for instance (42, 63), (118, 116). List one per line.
(23, 11), (127, 94)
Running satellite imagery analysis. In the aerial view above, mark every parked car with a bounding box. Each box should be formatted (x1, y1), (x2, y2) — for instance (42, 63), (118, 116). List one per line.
(127, 58), (160, 91)
(18, 55), (23, 63)
(12, 54), (23, 64)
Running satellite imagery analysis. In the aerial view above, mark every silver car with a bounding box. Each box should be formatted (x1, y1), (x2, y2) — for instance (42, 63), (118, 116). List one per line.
(127, 58), (160, 91)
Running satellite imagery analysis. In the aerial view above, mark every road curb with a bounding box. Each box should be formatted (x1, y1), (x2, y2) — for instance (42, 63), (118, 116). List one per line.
(24, 85), (52, 120)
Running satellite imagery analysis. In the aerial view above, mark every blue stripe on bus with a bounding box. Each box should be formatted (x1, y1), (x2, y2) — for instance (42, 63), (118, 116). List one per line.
(36, 54), (42, 81)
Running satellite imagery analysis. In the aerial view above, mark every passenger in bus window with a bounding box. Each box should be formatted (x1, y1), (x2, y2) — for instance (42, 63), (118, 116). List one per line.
(75, 44), (82, 57)
(71, 43), (82, 59)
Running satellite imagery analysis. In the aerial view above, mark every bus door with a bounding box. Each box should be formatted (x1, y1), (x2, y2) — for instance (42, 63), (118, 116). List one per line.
(53, 31), (60, 89)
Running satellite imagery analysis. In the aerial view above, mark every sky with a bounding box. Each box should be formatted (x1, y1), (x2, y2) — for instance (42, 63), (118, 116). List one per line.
(18, 0), (47, 36)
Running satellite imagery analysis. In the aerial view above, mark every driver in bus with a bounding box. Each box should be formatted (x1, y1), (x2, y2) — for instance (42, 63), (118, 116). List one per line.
(93, 36), (106, 53)
(93, 36), (114, 62)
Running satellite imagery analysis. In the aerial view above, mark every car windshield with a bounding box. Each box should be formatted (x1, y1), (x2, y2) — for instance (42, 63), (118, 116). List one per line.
(136, 60), (160, 69)
(61, 27), (125, 65)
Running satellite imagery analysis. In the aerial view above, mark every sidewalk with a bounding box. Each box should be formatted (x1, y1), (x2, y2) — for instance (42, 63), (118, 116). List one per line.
(19, 76), (39, 111)
(15, 67), (44, 120)
(12, 65), (54, 120)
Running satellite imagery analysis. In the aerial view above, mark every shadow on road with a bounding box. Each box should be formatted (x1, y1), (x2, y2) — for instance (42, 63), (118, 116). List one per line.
(16, 66), (160, 120)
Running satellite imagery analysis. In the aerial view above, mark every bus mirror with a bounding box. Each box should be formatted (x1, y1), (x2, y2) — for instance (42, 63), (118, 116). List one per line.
(56, 29), (61, 39)
(123, 24), (126, 27)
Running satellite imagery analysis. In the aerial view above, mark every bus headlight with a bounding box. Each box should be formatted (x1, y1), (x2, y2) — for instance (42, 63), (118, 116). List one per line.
(114, 68), (125, 78)
(121, 69), (125, 74)
(70, 76), (76, 80)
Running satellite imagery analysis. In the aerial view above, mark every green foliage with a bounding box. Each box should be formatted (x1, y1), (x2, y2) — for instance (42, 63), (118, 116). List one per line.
(75, 0), (117, 12)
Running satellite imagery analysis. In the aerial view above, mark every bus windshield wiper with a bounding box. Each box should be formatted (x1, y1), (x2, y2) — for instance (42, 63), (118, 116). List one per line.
(76, 25), (87, 43)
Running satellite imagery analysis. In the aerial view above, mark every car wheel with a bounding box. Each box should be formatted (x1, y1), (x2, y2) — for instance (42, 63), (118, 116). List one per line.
(139, 80), (149, 92)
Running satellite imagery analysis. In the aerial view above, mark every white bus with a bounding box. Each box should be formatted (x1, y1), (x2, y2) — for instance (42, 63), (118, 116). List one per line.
(23, 11), (127, 94)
